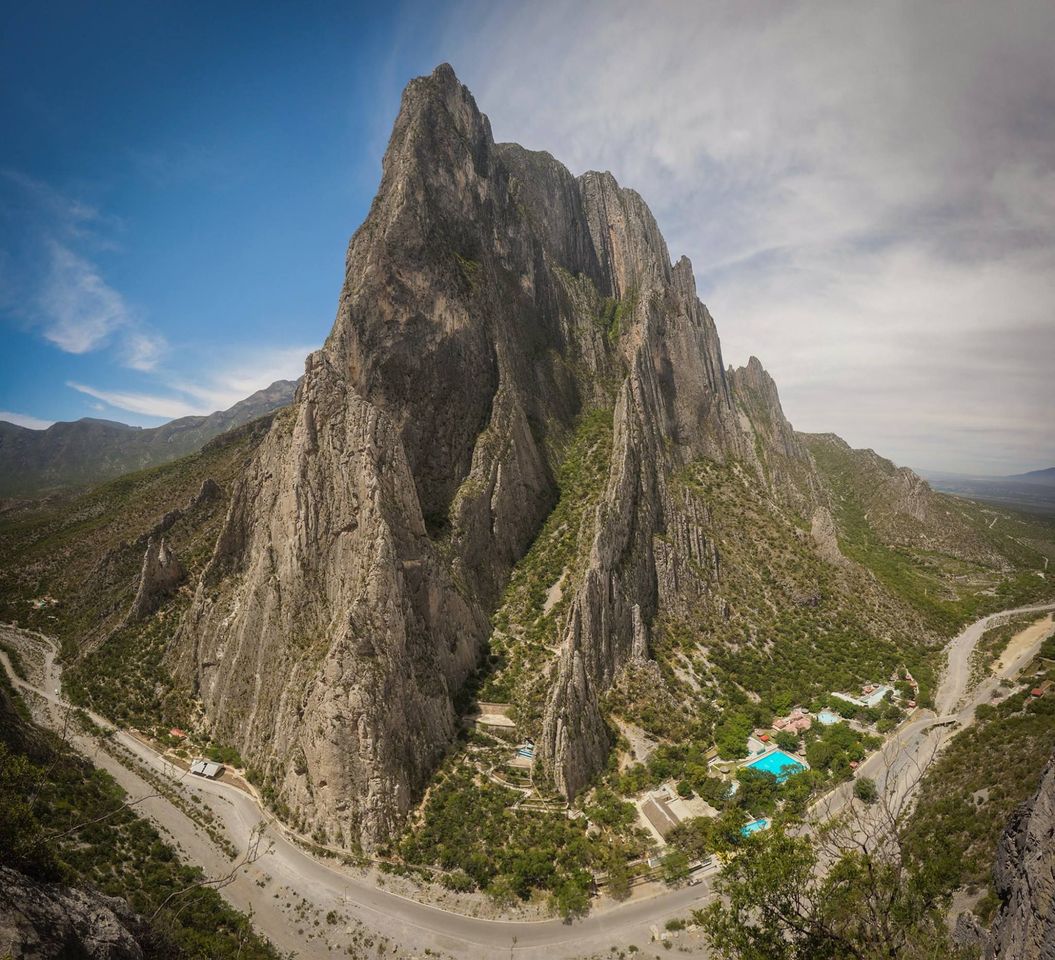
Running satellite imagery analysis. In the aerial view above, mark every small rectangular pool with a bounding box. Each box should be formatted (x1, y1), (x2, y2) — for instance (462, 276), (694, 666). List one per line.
(741, 818), (769, 837)
(743, 749), (808, 782)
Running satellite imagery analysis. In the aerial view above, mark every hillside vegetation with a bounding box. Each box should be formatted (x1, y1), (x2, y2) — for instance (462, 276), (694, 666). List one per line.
(0, 672), (278, 958)
(804, 433), (1053, 633)
(904, 655), (1055, 919)
(0, 414), (279, 729)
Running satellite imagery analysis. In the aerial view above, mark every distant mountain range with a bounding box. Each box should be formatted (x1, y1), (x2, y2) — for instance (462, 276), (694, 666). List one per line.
(0, 379), (298, 497)
(1004, 466), (1055, 485)
(920, 465), (1055, 514)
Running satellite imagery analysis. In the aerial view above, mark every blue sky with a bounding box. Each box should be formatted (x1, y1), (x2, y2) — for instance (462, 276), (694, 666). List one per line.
(2, 2), (1052, 474)
(1, 2), (436, 424)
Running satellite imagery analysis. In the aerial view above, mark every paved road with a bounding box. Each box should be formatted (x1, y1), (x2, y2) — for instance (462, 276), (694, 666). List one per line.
(3, 600), (1053, 958)
(818, 602), (1055, 818)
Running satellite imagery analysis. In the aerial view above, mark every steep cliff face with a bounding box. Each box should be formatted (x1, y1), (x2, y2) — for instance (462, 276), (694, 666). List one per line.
(129, 538), (185, 621)
(984, 751), (1055, 960)
(0, 865), (150, 960)
(173, 64), (809, 845)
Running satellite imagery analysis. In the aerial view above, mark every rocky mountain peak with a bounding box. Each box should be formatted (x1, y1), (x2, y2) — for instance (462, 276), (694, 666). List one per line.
(172, 63), (814, 847)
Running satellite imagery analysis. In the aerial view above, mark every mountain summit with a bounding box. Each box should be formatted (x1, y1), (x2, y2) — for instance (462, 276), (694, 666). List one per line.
(168, 64), (813, 848)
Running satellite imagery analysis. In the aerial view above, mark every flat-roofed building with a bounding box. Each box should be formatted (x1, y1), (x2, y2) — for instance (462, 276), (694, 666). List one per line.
(640, 794), (680, 840)
(190, 759), (224, 779)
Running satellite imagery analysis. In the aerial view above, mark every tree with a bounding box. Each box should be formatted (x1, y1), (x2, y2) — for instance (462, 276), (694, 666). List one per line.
(697, 775), (730, 808)
(806, 739), (834, 769)
(853, 777), (878, 804)
(661, 848), (690, 886)
(605, 849), (632, 901)
(668, 816), (714, 860)
(775, 731), (800, 752)
(698, 759), (971, 960)
(716, 712), (754, 760)
(735, 767), (780, 817)
(551, 870), (591, 919)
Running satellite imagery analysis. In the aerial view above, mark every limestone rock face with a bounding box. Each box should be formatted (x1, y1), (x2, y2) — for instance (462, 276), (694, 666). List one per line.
(984, 751), (1055, 960)
(129, 537), (185, 621)
(0, 865), (148, 959)
(811, 506), (848, 567)
(173, 63), (811, 846)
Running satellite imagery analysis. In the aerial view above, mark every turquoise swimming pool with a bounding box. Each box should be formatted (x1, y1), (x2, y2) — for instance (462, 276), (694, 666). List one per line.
(741, 818), (769, 836)
(744, 749), (808, 782)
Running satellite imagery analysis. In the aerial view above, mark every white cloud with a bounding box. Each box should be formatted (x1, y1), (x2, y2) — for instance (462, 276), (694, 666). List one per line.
(0, 411), (54, 430)
(40, 242), (130, 354)
(3, 174), (167, 371)
(65, 343), (310, 422)
(121, 330), (168, 372)
(67, 382), (206, 420)
(439, 0), (1055, 473)
(168, 344), (311, 412)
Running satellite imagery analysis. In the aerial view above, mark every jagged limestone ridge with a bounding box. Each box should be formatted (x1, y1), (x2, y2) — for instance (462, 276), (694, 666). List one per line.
(172, 63), (811, 846)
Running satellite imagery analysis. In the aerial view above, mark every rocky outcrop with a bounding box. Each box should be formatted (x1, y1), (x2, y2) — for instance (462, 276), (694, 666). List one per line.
(129, 537), (185, 620)
(190, 477), (222, 508)
(811, 506), (847, 567)
(172, 63), (811, 846)
(983, 751), (1055, 959)
(0, 865), (149, 959)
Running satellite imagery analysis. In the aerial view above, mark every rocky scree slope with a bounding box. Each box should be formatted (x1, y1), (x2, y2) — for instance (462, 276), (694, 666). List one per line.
(169, 64), (814, 849)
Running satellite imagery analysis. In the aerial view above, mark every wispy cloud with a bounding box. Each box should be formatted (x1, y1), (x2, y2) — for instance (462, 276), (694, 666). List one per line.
(2, 173), (166, 370)
(67, 382), (206, 419)
(0, 410), (55, 430)
(121, 330), (168, 372)
(66, 343), (310, 421)
(40, 242), (132, 354)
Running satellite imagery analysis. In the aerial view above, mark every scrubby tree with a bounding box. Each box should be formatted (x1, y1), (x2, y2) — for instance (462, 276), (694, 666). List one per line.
(854, 777), (878, 804)
(605, 848), (632, 901)
(661, 848), (690, 886)
(699, 757), (970, 960)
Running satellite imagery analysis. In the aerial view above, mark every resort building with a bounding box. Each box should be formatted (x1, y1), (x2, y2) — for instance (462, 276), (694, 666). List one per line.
(466, 701), (516, 730)
(772, 708), (812, 734)
(636, 784), (719, 846)
(832, 683), (894, 709)
(640, 794), (680, 841)
(509, 741), (535, 768)
(746, 735), (769, 756)
(189, 759), (224, 779)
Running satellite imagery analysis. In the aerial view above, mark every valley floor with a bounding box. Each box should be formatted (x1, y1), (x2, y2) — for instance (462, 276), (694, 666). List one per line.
(4, 600), (1053, 959)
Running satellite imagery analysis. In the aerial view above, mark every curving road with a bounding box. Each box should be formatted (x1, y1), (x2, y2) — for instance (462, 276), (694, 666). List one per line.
(2, 600), (1053, 958)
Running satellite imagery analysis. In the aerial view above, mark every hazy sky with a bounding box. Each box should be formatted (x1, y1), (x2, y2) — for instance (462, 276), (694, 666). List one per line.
(1, 2), (1052, 474)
